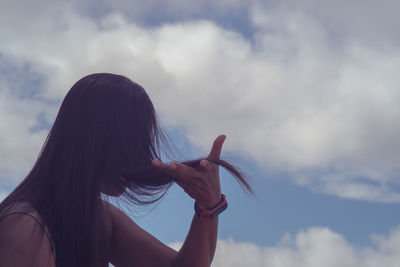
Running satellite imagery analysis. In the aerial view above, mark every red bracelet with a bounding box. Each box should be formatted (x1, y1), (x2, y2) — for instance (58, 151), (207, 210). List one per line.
(194, 194), (228, 218)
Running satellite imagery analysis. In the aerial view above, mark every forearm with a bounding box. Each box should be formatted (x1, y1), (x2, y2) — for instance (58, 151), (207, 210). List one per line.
(171, 213), (218, 267)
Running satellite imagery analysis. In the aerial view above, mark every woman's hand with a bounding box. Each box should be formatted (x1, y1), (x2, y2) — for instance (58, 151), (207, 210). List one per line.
(152, 134), (226, 209)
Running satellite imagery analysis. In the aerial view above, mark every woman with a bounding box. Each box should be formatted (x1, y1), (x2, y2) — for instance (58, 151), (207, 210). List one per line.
(0, 73), (253, 267)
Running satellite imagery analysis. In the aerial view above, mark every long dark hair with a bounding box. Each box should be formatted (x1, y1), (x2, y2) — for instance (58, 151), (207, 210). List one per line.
(0, 73), (253, 267)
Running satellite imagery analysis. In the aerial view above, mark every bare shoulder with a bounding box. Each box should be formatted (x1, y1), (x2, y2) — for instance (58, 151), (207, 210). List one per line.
(101, 199), (130, 222)
(101, 199), (134, 230)
(101, 199), (118, 232)
(0, 213), (55, 267)
(101, 198), (118, 214)
(100, 200), (177, 267)
(100, 200), (141, 236)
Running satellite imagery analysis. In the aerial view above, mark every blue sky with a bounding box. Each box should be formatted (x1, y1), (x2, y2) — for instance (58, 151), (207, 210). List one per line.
(1, 0), (400, 266)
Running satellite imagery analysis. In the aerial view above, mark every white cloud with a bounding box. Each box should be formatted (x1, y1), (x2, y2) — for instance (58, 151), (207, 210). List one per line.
(1, 0), (400, 202)
(169, 226), (400, 267)
(0, 76), (50, 185)
(272, 0), (400, 49)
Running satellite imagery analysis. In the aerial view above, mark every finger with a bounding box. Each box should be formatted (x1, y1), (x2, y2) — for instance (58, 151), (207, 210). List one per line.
(168, 161), (197, 182)
(199, 159), (212, 172)
(152, 159), (166, 168)
(152, 159), (173, 174)
(200, 159), (208, 168)
(208, 134), (226, 160)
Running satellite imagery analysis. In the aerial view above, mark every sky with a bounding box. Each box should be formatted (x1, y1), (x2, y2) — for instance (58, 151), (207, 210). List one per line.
(1, 0), (400, 266)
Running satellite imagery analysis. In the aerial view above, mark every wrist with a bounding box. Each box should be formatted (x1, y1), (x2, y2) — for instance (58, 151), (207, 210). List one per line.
(195, 197), (220, 210)
(194, 194), (228, 219)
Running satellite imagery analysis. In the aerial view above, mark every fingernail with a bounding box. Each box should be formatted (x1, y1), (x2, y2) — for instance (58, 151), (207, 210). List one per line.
(201, 160), (207, 167)
(169, 163), (176, 170)
(152, 160), (161, 167)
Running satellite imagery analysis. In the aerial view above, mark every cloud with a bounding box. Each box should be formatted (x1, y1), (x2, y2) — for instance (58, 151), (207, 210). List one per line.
(1, 0), (400, 202)
(0, 60), (50, 185)
(272, 0), (400, 49)
(68, 0), (251, 23)
(169, 226), (400, 267)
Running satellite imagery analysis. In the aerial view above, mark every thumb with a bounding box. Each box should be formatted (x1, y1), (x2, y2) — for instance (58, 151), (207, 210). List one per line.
(208, 134), (226, 160)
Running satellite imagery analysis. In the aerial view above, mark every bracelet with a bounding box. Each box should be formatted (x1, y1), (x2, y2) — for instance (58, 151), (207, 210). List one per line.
(194, 194), (228, 219)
